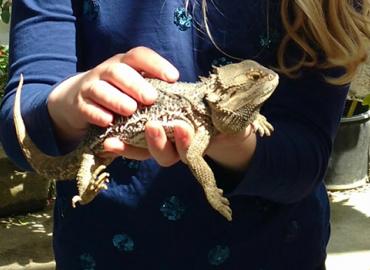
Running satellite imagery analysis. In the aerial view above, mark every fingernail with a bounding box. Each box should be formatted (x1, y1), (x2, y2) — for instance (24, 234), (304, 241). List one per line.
(147, 125), (160, 139)
(174, 126), (190, 147)
(103, 137), (125, 153)
(165, 66), (179, 81)
(123, 99), (137, 113)
(147, 85), (158, 99)
(143, 84), (158, 103)
(174, 125), (186, 139)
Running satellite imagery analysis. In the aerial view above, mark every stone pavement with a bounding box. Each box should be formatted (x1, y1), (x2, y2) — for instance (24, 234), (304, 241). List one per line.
(0, 203), (55, 270)
(0, 184), (369, 270)
(326, 184), (370, 270)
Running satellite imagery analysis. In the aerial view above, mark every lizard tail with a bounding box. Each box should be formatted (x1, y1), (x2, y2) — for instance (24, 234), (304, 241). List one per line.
(13, 74), (80, 180)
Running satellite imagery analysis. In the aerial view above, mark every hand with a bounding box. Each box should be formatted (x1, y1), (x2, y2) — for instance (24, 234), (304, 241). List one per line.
(141, 121), (256, 170)
(103, 119), (195, 166)
(206, 125), (256, 171)
(162, 122), (257, 171)
(102, 103), (256, 169)
(48, 46), (256, 169)
(106, 119), (256, 170)
(47, 46), (183, 162)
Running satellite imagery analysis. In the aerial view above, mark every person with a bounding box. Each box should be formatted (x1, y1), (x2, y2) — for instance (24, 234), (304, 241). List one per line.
(0, 0), (369, 269)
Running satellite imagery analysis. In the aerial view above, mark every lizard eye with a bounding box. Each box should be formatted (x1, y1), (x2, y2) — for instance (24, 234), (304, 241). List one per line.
(248, 71), (262, 81)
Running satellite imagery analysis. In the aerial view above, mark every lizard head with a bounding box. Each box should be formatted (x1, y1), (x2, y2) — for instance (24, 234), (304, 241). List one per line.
(205, 60), (279, 134)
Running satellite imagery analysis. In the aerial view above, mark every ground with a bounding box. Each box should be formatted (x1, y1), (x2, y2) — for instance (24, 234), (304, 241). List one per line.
(0, 184), (369, 270)
(326, 184), (370, 270)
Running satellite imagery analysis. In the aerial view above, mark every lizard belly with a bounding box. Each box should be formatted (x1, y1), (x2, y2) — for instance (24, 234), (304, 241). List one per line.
(113, 107), (195, 148)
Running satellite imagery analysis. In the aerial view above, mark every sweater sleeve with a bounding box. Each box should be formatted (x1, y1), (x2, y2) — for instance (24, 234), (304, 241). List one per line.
(0, 0), (78, 170)
(223, 68), (349, 203)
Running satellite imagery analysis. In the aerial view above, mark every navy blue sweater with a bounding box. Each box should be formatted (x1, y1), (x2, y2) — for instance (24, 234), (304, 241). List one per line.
(0, 0), (348, 269)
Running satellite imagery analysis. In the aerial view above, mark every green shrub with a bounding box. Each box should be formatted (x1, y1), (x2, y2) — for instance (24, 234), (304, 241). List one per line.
(0, 44), (8, 101)
(0, 0), (11, 24)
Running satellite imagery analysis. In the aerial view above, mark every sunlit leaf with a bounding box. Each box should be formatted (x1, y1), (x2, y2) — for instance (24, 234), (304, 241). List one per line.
(362, 94), (370, 110)
(1, 3), (10, 24)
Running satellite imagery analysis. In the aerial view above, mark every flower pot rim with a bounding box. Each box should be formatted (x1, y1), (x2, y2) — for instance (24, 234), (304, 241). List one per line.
(341, 110), (370, 123)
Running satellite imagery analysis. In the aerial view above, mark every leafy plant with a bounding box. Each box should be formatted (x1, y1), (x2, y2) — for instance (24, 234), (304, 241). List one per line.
(0, 0), (11, 24)
(362, 94), (370, 111)
(0, 44), (8, 101)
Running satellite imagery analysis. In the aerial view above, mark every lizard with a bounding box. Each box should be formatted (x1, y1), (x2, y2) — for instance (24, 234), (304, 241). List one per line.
(13, 59), (279, 221)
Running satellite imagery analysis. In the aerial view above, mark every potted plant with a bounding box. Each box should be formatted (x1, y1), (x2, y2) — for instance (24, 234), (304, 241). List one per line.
(325, 55), (370, 190)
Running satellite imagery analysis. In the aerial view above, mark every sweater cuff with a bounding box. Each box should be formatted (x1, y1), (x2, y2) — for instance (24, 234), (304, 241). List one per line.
(21, 84), (61, 156)
(206, 135), (265, 197)
(228, 135), (265, 197)
(0, 83), (61, 170)
(205, 156), (245, 195)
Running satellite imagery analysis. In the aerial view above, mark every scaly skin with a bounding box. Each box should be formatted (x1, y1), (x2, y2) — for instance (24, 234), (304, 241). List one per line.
(13, 60), (279, 221)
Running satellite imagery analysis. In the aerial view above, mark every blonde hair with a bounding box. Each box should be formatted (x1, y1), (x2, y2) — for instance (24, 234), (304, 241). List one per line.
(279, 0), (370, 84)
(195, 0), (370, 85)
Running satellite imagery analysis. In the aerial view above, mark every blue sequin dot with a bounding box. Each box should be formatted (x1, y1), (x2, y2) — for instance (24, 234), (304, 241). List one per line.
(80, 253), (96, 270)
(122, 157), (141, 170)
(208, 245), (230, 266)
(259, 29), (280, 48)
(160, 196), (186, 221)
(174, 7), (193, 31)
(259, 34), (272, 48)
(112, 234), (135, 252)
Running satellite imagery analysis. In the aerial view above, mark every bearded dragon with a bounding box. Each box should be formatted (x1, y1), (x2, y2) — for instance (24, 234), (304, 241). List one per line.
(13, 60), (279, 221)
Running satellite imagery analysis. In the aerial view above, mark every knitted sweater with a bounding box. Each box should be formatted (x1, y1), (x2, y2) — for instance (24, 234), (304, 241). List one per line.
(0, 1), (348, 269)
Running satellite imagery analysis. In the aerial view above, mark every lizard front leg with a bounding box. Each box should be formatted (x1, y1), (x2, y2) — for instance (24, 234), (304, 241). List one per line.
(185, 127), (232, 221)
(72, 152), (111, 207)
(251, 113), (274, 137)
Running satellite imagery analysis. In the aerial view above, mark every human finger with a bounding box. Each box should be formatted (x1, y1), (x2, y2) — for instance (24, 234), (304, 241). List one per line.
(145, 121), (180, 167)
(81, 79), (138, 117)
(78, 97), (114, 127)
(173, 120), (194, 164)
(103, 137), (152, 160)
(99, 62), (158, 105)
(123, 46), (179, 82)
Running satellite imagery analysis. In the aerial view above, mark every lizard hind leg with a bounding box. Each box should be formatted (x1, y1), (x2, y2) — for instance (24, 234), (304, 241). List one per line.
(186, 129), (232, 221)
(72, 153), (111, 208)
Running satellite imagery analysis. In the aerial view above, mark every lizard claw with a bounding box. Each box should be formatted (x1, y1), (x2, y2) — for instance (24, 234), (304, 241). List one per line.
(207, 188), (232, 221)
(252, 114), (274, 137)
(72, 196), (82, 208)
(91, 171), (110, 192)
(217, 200), (232, 222)
(72, 165), (110, 207)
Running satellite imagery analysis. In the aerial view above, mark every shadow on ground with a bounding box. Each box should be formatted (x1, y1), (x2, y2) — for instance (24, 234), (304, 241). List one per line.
(329, 201), (370, 254)
(0, 186), (369, 270)
(326, 185), (370, 270)
(328, 188), (370, 254)
(0, 204), (55, 269)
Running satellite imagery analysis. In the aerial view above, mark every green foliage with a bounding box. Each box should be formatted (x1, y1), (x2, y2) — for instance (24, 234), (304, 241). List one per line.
(362, 94), (370, 111)
(0, 0), (11, 101)
(0, 0), (11, 24)
(0, 44), (8, 101)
